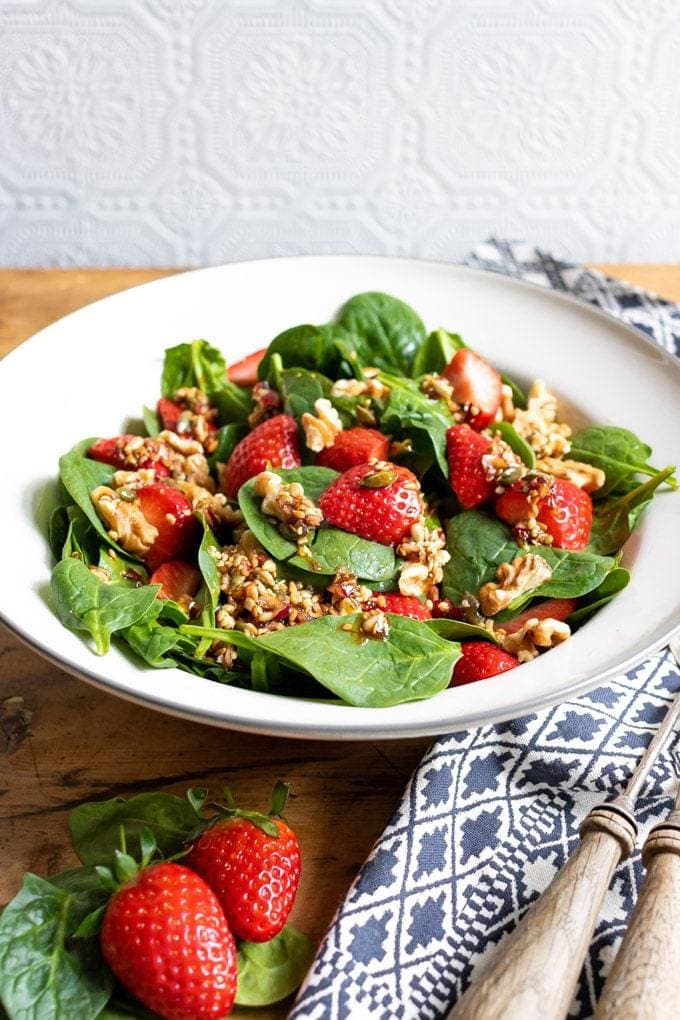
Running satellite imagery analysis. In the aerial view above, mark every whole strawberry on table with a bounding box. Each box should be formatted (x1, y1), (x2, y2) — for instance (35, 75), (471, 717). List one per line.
(0, 782), (310, 1019)
(49, 293), (676, 698)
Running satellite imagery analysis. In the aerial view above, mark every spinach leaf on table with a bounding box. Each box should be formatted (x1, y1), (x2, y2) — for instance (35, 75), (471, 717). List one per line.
(235, 926), (315, 1006)
(569, 425), (677, 496)
(336, 291), (426, 375)
(587, 467), (675, 555)
(161, 339), (251, 423)
(0, 873), (113, 1020)
(379, 374), (453, 477)
(59, 440), (132, 557)
(567, 567), (631, 626)
(51, 558), (159, 655)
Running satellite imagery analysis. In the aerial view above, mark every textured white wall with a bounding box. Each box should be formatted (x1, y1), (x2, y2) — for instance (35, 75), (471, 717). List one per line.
(0, 0), (677, 267)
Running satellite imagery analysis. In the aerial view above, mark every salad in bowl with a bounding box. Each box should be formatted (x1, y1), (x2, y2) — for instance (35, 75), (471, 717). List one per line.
(48, 291), (676, 708)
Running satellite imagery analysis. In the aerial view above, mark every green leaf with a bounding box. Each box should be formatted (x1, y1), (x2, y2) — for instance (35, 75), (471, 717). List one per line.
(0, 873), (113, 1020)
(69, 792), (201, 868)
(51, 558), (159, 655)
(489, 421), (536, 468)
(50, 504), (102, 565)
(567, 567), (631, 625)
(570, 425), (677, 496)
(121, 603), (194, 668)
(379, 374), (453, 477)
(59, 440), (131, 557)
(98, 547), (149, 587)
(500, 372), (527, 409)
(258, 323), (344, 382)
(277, 367), (329, 420)
(208, 422), (247, 471)
(235, 926), (315, 1007)
(336, 291), (426, 375)
(253, 612), (460, 707)
(442, 510), (615, 606)
(196, 514), (222, 627)
(142, 405), (161, 437)
(588, 467), (676, 555)
(412, 328), (464, 376)
(425, 618), (500, 644)
(161, 339), (250, 423)
(238, 466), (337, 561)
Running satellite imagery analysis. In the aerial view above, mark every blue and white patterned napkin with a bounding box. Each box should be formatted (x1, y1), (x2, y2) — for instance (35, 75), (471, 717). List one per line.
(290, 241), (680, 1020)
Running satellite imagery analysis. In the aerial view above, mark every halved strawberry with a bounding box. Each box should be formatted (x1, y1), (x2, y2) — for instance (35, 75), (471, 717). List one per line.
(500, 597), (579, 635)
(156, 397), (183, 432)
(496, 478), (592, 550)
(319, 461), (422, 546)
(137, 484), (199, 571)
(443, 349), (501, 429)
(446, 424), (494, 508)
(451, 641), (519, 686)
(228, 348), (267, 387)
(316, 428), (390, 473)
(221, 414), (301, 498)
(88, 436), (170, 478)
(367, 593), (432, 620)
(150, 560), (202, 602)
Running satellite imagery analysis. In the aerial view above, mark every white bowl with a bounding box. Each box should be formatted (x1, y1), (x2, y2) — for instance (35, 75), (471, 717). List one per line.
(2, 256), (679, 739)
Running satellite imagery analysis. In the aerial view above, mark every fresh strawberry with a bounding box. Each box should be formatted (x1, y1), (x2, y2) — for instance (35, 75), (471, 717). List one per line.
(150, 560), (202, 602)
(222, 414), (301, 498)
(367, 593), (432, 620)
(186, 784), (301, 943)
(101, 861), (237, 1020)
(138, 483), (199, 570)
(156, 396), (183, 433)
(88, 436), (170, 478)
(446, 424), (494, 508)
(227, 347), (267, 386)
(316, 428), (390, 473)
(501, 597), (579, 635)
(451, 641), (519, 686)
(319, 461), (422, 546)
(442, 349), (502, 429)
(496, 477), (592, 550)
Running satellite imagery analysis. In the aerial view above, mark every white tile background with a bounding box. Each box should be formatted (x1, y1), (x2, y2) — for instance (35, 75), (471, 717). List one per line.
(0, 0), (678, 267)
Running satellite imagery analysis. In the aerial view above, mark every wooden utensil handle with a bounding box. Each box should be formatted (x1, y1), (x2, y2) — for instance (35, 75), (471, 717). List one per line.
(594, 811), (680, 1020)
(449, 805), (636, 1020)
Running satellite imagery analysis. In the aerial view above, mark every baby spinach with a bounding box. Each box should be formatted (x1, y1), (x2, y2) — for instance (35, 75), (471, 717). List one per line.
(442, 510), (615, 606)
(379, 374), (453, 476)
(142, 405), (160, 437)
(51, 558), (159, 655)
(121, 605), (195, 668)
(567, 567), (631, 626)
(196, 514), (222, 627)
(239, 466), (337, 560)
(570, 425), (677, 496)
(160, 339), (250, 423)
(98, 547), (149, 587)
(426, 618), (500, 644)
(336, 292), (426, 375)
(500, 372), (527, 409)
(235, 926), (315, 1006)
(0, 873), (113, 1020)
(252, 612), (460, 707)
(588, 467), (675, 555)
(277, 367), (329, 420)
(208, 422), (246, 471)
(258, 323), (345, 382)
(412, 328), (464, 376)
(50, 504), (102, 565)
(489, 421), (536, 468)
(59, 440), (132, 557)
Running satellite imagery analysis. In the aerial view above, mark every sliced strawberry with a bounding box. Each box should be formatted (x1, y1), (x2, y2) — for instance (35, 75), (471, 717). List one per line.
(446, 424), (495, 508)
(501, 597), (578, 635)
(451, 641), (519, 686)
(228, 348), (267, 386)
(221, 414), (301, 498)
(496, 478), (592, 550)
(316, 428), (390, 473)
(88, 436), (169, 478)
(319, 461), (422, 546)
(150, 560), (202, 602)
(443, 349), (502, 429)
(432, 599), (463, 620)
(367, 593), (432, 620)
(137, 483), (199, 571)
(156, 397), (182, 432)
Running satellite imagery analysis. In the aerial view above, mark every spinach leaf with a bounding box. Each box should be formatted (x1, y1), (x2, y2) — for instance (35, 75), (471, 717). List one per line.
(425, 618), (500, 644)
(69, 792), (201, 868)
(51, 558), (159, 655)
(98, 547), (149, 587)
(50, 504), (102, 565)
(278, 367), (329, 420)
(570, 425), (677, 496)
(258, 323), (344, 382)
(500, 372), (527, 409)
(0, 873), (113, 1020)
(489, 421), (536, 468)
(235, 926), (315, 1006)
(197, 514), (222, 626)
(336, 292), (426, 375)
(412, 328), (463, 376)
(59, 440), (131, 557)
(121, 604), (195, 668)
(208, 423), (247, 471)
(288, 526), (398, 584)
(588, 467), (675, 555)
(567, 567), (631, 626)
(160, 339), (250, 423)
(379, 374), (453, 476)
(238, 466), (338, 561)
(142, 405), (161, 437)
(442, 510), (614, 606)
(253, 612), (460, 707)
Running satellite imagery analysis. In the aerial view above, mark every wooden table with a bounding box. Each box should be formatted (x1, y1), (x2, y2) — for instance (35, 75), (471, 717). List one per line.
(1, 264), (678, 1018)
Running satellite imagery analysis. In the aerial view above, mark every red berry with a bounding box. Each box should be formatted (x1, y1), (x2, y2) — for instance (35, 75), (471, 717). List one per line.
(138, 483), (199, 571)
(368, 593), (432, 620)
(443, 349), (502, 429)
(89, 436), (170, 478)
(100, 862), (237, 1020)
(316, 428), (390, 473)
(222, 414), (301, 498)
(432, 599), (463, 620)
(501, 597), (579, 635)
(150, 559), (202, 601)
(187, 817), (301, 943)
(446, 424), (495, 508)
(496, 478), (592, 550)
(319, 461), (423, 546)
(227, 347), (267, 386)
(452, 641), (519, 686)
(156, 396), (183, 432)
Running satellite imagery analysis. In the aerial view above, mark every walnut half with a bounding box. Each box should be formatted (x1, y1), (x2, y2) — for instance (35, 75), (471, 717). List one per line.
(91, 486), (158, 557)
(502, 617), (571, 662)
(478, 554), (553, 616)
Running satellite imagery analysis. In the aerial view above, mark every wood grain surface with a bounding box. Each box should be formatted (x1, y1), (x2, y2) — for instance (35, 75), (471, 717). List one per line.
(1, 263), (678, 1019)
